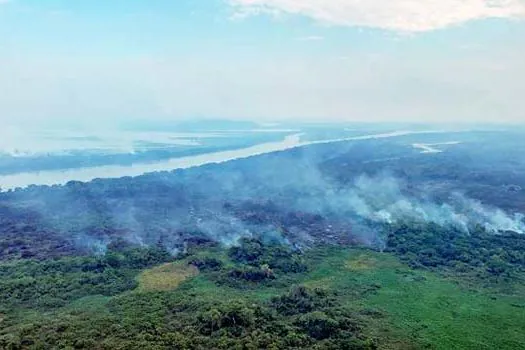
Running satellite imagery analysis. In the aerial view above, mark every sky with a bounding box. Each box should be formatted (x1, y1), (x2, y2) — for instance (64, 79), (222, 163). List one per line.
(1, 0), (525, 126)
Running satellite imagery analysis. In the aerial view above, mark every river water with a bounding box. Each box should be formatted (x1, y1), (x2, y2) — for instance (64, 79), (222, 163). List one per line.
(0, 130), (446, 190)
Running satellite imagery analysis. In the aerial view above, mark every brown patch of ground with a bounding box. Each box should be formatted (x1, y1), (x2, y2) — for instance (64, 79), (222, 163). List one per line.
(137, 263), (199, 292)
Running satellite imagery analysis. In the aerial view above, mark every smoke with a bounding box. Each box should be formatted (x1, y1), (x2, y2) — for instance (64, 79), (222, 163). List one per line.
(45, 171), (525, 256)
(327, 174), (525, 234)
(194, 211), (254, 246)
(3, 149), (524, 257)
(74, 234), (110, 256)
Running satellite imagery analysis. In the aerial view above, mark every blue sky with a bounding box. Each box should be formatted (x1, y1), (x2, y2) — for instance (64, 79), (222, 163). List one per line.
(1, 0), (524, 126)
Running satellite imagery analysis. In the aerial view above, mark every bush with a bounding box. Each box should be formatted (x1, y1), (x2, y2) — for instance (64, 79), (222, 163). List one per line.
(228, 238), (264, 264)
(228, 266), (275, 283)
(296, 311), (339, 340)
(270, 285), (333, 316)
(188, 257), (223, 271)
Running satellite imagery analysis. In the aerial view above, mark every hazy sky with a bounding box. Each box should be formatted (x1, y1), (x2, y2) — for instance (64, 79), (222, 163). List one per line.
(1, 0), (524, 126)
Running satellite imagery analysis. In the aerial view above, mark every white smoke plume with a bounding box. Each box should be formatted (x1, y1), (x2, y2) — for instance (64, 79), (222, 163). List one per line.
(335, 174), (525, 234)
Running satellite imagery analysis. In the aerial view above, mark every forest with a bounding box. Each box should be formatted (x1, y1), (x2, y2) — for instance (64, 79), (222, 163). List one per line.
(2, 233), (525, 349)
(2, 133), (525, 349)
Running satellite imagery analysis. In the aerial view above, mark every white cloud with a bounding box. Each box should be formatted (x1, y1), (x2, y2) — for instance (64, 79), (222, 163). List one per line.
(229, 0), (525, 32)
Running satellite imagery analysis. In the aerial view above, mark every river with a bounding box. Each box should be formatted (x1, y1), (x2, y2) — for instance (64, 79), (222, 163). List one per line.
(0, 130), (448, 190)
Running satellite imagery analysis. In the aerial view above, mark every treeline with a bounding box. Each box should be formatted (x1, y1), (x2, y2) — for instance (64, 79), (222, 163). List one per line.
(1, 286), (377, 350)
(385, 222), (525, 279)
(186, 237), (308, 287)
(0, 238), (380, 349)
(0, 243), (172, 311)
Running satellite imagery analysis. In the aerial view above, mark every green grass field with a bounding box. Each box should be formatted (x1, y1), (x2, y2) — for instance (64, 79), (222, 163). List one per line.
(302, 248), (525, 349)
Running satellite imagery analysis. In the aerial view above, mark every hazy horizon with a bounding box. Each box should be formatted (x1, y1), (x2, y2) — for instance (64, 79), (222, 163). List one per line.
(1, 0), (525, 126)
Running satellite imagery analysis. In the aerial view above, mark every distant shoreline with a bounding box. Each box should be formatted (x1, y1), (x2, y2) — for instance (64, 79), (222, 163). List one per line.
(0, 130), (450, 191)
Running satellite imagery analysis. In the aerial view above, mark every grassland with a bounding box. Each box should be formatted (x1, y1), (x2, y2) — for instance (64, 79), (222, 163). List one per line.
(303, 248), (525, 350)
(137, 262), (199, 292)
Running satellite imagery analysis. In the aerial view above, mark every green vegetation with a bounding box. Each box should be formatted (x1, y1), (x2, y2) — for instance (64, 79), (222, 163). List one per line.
(385, 222), (525, 290)
(1, 238), (525, 349)
(0, 245), (172, 311)
(312, 248), (525, 350)
(137, 262), (199, 292)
